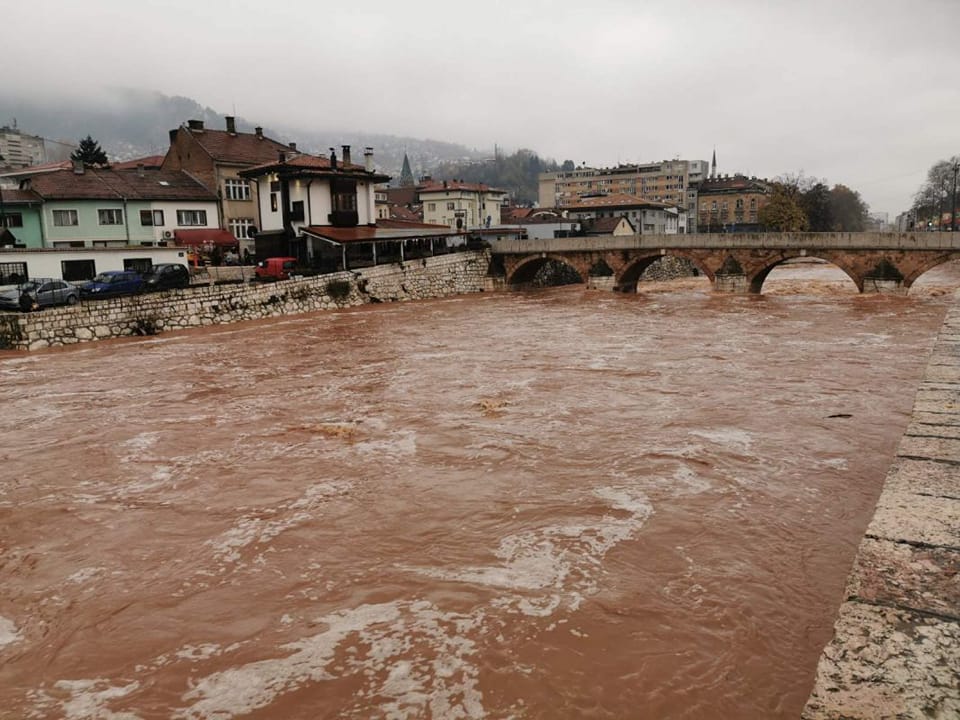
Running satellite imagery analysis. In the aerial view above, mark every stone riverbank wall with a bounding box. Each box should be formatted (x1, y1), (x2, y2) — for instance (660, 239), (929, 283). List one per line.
(0, 251), (493, 351)
(803, 295), (960, 719)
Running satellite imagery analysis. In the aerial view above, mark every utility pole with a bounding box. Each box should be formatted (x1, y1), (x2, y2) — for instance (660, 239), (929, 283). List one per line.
(952, 160), (959, 232)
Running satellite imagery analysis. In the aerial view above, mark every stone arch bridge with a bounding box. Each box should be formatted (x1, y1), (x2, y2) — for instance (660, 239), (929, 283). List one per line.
(490, 232), (960, 293)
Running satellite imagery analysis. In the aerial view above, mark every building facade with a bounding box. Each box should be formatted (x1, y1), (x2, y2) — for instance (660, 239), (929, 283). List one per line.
(19, 165), (218, 248)
(697, 175), (771, 232)
(161, 118), (293, 252)
(418, 180), (506, 230)
(538, 159), (708, 210)
(563, 193), (685, 234)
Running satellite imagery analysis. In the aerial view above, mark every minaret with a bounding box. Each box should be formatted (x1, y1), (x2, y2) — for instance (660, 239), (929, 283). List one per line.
(399, 153), (414, 188)
(711, 148), (717, 180)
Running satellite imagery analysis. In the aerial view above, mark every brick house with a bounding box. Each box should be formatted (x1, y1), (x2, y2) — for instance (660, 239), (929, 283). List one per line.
(161, 118), (293, 252)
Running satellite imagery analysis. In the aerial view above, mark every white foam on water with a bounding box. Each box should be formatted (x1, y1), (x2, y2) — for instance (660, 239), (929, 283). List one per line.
(177, 601), (484, 720)
(207, 481), (352, 564)
(688, 428), (755, 453)
(0, 615), (22, 649)
(406, 485), (653, 618)
(175, 644), (222, 662)
(353, 430), (418, 459)
(121, 432), (160, 454)
(53, 679), (141, 720)
(67, 567), (105, 584)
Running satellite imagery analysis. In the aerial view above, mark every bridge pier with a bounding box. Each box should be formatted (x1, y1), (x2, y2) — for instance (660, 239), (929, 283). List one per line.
(713, 273), (750, 294)
(861, 278), (907, 295)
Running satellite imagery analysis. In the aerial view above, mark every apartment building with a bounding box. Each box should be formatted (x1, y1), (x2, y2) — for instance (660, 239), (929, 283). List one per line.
(697, 175), (770, 232)
(538, 159), (708, 210)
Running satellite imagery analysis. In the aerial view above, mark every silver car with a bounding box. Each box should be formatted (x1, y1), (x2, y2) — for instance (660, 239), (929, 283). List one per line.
(0, 278), (81, 312)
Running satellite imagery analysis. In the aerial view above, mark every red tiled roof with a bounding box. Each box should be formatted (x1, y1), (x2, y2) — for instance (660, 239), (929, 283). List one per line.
(417, 180), (505, 194)
(174, 229), (239, 247)
(112, 155), (165, 170)
(699, 176), (770, 194)
(0, 188), (41, 203)
(588, 216), (634, 233)
(376, 219), (449, 230)
(181, 127), (291, 165)
(25, 168), (218, 201)
(0, 160), (72, 178)
(242, 153), (368, 175)
(387, 204), (421, 222)
(384, 187), (417, 206)
(302, 224), (462, 244)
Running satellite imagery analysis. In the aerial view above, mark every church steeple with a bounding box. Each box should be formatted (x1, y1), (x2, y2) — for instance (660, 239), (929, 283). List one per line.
(399, 153), (414, 188)
(711, 148), (717, 179)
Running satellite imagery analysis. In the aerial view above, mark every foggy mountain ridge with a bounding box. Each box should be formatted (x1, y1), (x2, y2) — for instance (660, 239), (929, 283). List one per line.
(0, 87), (489, 180)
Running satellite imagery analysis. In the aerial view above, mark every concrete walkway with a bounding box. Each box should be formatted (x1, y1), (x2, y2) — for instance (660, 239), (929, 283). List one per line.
(803, 299), (960, 718)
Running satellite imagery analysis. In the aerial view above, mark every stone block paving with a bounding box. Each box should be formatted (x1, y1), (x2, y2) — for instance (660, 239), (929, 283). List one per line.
(803, 303), (960, 719)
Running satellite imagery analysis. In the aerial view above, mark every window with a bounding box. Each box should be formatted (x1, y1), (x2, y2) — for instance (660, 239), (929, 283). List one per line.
(446, 202), (456, 210)
(290, 200), (305, 221)
(224, 178), (251, 201)
(428, 203), (436, 212)
(61, 259), (96, 282)
(124, 258), (153, 274)
(0, 262), (28, 285)
(2, 213), (23, 228)
(228, 218), (256, 239)
(176, 209), (207, 226)
(53, 209), (79, 226)
(270, 193), (278, 212)
(269, 180), (281, 193)
(735, 198), (744, 209)
(140, 209), (164, 226)
(98, 208), (124, 225)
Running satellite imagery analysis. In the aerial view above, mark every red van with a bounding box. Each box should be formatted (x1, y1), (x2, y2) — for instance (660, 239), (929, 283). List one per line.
(254, 257), (298, 281)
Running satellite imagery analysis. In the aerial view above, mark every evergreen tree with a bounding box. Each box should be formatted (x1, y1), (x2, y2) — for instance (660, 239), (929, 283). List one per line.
(828, 184), (869, 231)
(800, 182), (834, 231)
(70, 135), (109, 167)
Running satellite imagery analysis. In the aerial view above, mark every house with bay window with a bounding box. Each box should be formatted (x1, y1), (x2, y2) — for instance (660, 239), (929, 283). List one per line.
(162, 117), (294, 253)
(19, 164), (218, 248)
(240, 146), (481, 270)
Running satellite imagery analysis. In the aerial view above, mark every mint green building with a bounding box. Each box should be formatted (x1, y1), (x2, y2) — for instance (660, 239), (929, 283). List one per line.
(0, 189), (44, 248)
(17, 166), (218, 248)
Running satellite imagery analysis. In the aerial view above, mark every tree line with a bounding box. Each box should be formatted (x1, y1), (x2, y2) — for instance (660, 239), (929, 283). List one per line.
(758, 173), (870, 232)
(912, 156), (960, 230)
(430, 148), (562, 205)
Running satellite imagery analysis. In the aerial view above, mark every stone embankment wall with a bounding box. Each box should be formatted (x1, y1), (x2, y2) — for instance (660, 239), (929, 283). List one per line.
(803, 296), (960, 719)
(0, 252), (491, 351)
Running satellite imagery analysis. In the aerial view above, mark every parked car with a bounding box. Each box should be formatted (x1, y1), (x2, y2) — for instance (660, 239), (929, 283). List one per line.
(142, 263), (191, 291)
(0, 278), (81, 312)
(255, 257), (299, 281)
(80, 270), (144, 298)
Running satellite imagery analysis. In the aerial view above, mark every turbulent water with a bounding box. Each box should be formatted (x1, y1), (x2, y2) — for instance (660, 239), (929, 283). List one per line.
(1, 261), (957, 719)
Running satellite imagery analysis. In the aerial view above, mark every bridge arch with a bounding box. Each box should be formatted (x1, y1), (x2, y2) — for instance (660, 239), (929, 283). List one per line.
(615, 251), (713, 293)
(748, 253), (861, 294)
(901, 253), (960, 292)
(506, 254), (586, 287)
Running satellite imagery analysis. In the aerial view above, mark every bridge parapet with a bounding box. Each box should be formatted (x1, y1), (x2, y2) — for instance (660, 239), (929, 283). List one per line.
(490, 232), (960, 255)
(493, 232), (960, 294)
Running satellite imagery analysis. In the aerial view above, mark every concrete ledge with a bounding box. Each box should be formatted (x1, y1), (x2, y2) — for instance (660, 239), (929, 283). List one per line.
(804, 294), (960, 718)
(802, 603), (960, 720)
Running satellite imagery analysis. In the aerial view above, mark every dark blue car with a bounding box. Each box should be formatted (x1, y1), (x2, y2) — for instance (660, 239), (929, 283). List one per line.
(80, 270), (144, 298)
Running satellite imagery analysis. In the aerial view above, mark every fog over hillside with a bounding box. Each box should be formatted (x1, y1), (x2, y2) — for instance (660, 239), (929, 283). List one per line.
(0, 87), (488, 181)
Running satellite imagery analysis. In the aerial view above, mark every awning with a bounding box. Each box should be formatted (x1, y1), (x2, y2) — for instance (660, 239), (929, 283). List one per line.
(173, 229), (239, 247)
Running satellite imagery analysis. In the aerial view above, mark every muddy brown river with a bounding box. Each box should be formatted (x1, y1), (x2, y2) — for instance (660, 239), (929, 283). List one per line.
(1, 262), (958, 719)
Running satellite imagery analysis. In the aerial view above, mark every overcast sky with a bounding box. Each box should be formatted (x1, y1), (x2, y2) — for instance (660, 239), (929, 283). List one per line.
(5, 0), (960, 215)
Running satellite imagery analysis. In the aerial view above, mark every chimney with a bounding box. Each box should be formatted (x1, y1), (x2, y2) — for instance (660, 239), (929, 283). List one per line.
(255, 127), (263, 139)
(72, 159), (85, 175)
(288, 142), (297, 151)
(225, 116), (236, 134)
(187, 119), (204, 132)
(364, 147), (374, 173)
(168, 128), (178, 145)
(341, 145), (351, 166)
(329, 148), (337, 170)
(137, 162), (145, 178)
